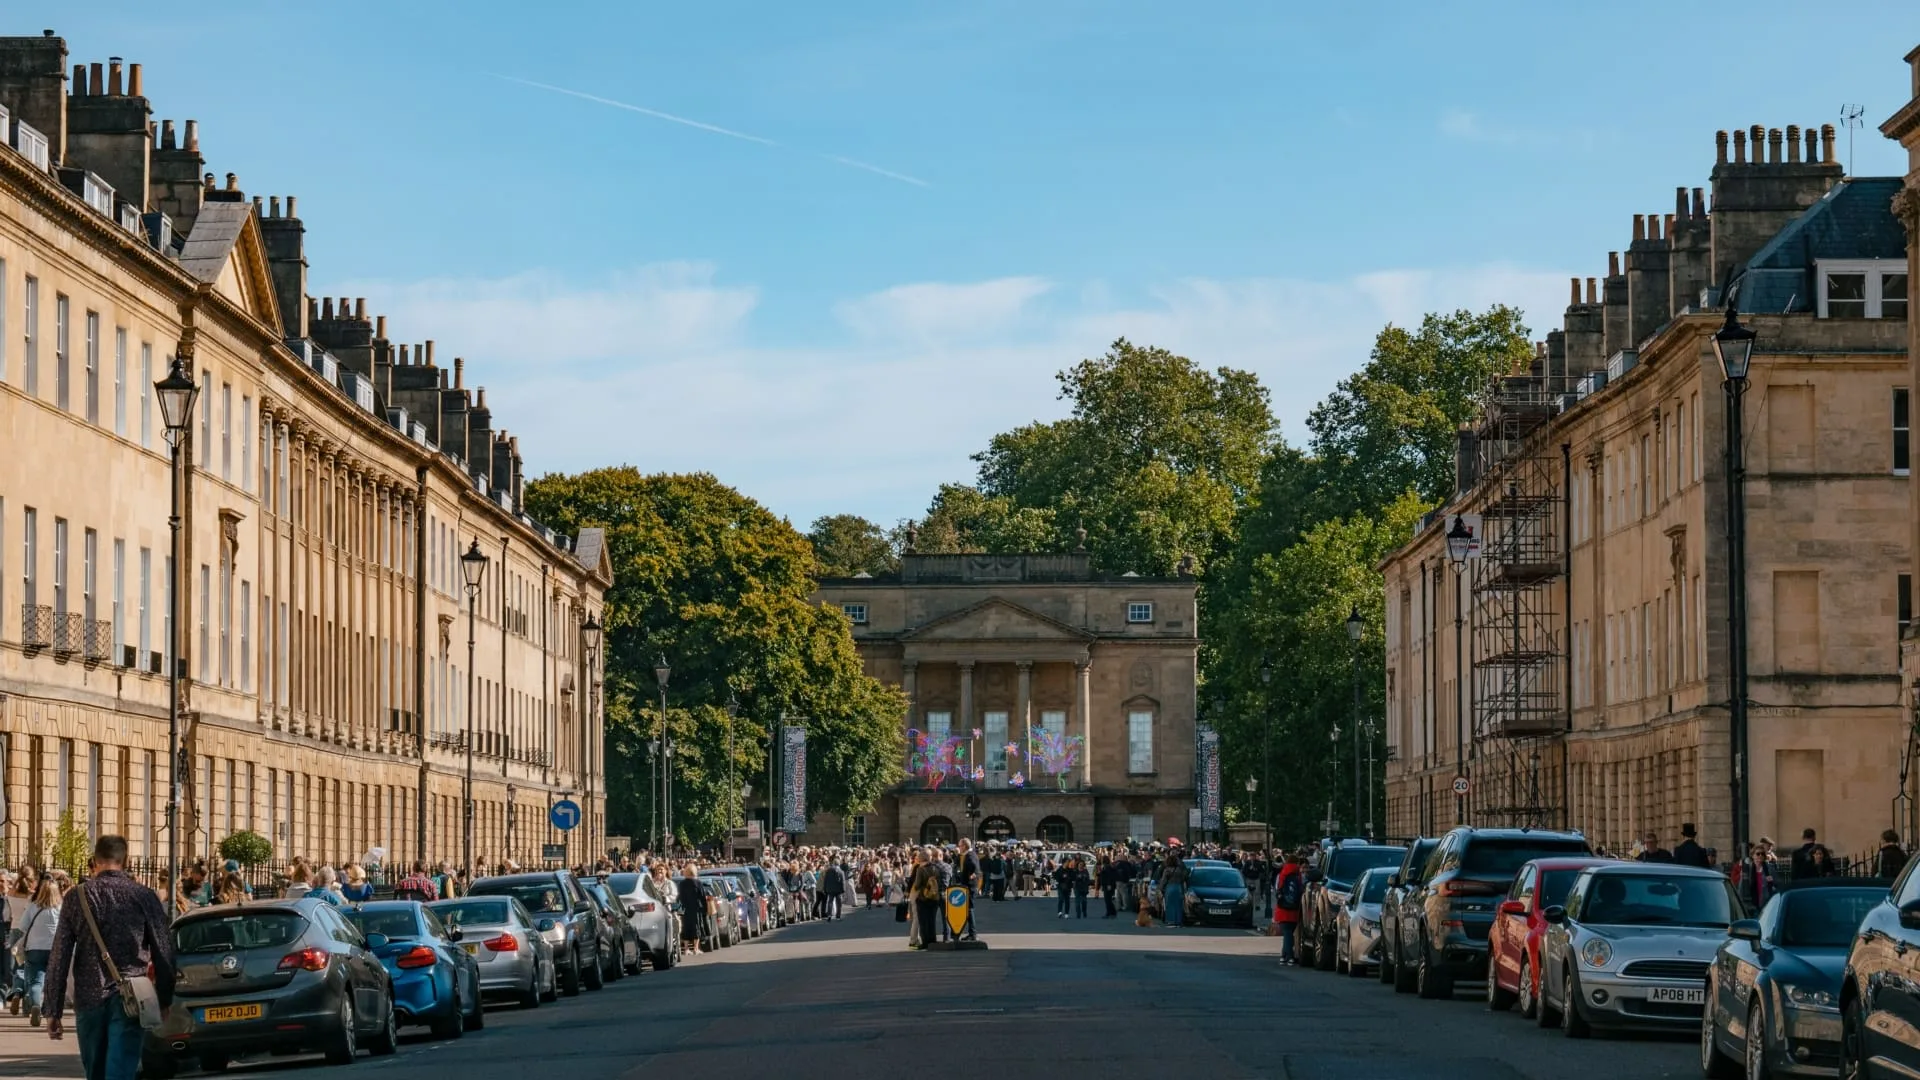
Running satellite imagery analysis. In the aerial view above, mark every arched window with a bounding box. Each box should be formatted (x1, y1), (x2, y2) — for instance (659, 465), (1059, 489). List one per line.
(920, 816), (957, 844)
(978, 815), (1015, 841)
(1037, 815), (1073, 844)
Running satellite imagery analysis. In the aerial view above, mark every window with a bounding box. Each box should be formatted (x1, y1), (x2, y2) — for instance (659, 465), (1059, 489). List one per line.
(1692, 392), (1702, 481)
(1896, 389), (1911, 476)
(241, 396), (252, 492)
(220, 383), (231, 482)
(1037, 708), (1066, 737)
(22, 508), (37, 609)
(83, 528), (96, 626)
(52, 518), (67, 616)
(840, 602), (868, 625)
(111, 539), (123, 656)
(1127, 813), (1155, 841)
(1901, 574), (1913, 646)
(138, 344), (152, 448)
(846, 816), (867, 845)
(219, 552), (231, 685)
(112, 328), (126, 435)
(0, 257), (6, 380)
(1819, 260), (1908, 319)
(984, 710), (1009, 772)
(138, 548), (150, 666)
(1676, 401), (1687, 491)
(1127, 602), (1154, 624)
(240, 581), (250, 691)
(83, 311), (99, 423)
(199, 369), (210, 468)
(21, 276), (36, 396)
(1127, 709), (1154, 773)
(54, 293), (69, 410)
(923, 710), (951, 743)
(198, 564), (209, 682)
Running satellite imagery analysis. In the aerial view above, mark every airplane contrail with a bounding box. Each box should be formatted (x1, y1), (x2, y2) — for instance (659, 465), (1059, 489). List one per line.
(493, 74), (928, 187)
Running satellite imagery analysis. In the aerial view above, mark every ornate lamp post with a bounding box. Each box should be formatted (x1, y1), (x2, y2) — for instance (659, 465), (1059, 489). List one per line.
(726, 693), (740, 840)
(1346, 605), (1365, 832)
(459, 539), (489, 874)
(1712, 305), (1758, 854)
(654, 656), (671, 855)
(1445, 515), (1475, 825)
(1259, 657), (1273, 842)
(580, 613), (600, 858)
(154, 355), (198, 901)
(1244, 776), (1257, 823)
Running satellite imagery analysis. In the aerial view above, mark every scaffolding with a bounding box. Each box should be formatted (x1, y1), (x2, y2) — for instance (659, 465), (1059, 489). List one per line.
(1467, 370), (1567, 829)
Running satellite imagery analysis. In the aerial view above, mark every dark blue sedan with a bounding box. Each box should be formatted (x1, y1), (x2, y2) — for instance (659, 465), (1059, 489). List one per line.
(344, 901), (484, 1040)
(1703, 879), (1889, 1078)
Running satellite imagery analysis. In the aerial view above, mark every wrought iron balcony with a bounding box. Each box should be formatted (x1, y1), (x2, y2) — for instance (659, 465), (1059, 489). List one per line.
(52, 612), (83, 656)
(83, 619), (112, 663)
(21, 604), (51, 649)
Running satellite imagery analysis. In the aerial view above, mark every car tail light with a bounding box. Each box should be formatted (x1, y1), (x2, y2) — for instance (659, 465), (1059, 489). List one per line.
(395, 946), (438, 969)
(276, 948), (328, 972)
(483, 934), (519, 953)
(1435, 880), (1501, 897)
(634, 902), (657, 913)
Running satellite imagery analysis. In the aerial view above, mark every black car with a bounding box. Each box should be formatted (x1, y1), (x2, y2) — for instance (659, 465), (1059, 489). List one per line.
(1299, 842), (1406, 971)
(1380, 837), (1440, 992)
(1841, 858), (1920, 1078)
(143, 898), (397, 1078)
(1183, 864), (1256, 928)
(1405, 826), (1592, 999)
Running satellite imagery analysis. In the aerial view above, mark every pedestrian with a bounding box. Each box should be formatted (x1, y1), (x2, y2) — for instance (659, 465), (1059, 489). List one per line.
(1807, 845), (1839, 878)
(18, 876), (61, 1027)
(1790, 829), (1826, 880)
(858, 863), (878, 909)
(1672, 823), (1712, 868)
(41, 835), (176, 1080)
(820, 859), (846, 921)
(1732, 842), (1773, 910)
(281, 862), (313, 900)
(1071, 857), (1091, 919)
(1636, 831), (1674, 863)
(908, 850), (943, 950)
(395, 861), (437, 902)
(1052, 858), (1073, 918)
(1159, 853), (1190, 928)
(6, 866), (38, 1011)
(340, 864), (374, 904)
(675, 865), (708, 956)
(1877, 829), (1909, 879)
(1273, 852), (1304, 964)
(951, 839), (981, 939)
(1098, 856), (1118, 918)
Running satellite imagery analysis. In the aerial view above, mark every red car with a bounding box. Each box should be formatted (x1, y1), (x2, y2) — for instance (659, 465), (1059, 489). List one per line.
(1485, 856), (1614, 1020)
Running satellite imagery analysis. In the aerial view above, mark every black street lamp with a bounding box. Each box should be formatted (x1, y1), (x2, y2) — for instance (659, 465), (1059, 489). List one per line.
(1346, 605), (1365, 832)
(460, 538), (489, 874)
(580, 613), (600, 859)
(154, 354), (198, 904)
(726, 693), (740, 842)
(1445, 515), (1474, 825)
(1259, 658), (1273, 841)
(1713, 304), (1758, 855)
(654, 656), (671, 855)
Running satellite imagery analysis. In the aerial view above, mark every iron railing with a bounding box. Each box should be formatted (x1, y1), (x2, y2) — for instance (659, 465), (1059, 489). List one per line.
(52, 612), (83, 656)
(21, 603), (51, 648)
(83, 618), (112, 662)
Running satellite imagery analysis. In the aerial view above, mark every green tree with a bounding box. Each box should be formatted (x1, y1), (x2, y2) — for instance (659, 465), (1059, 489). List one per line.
(44, 809), (91, 876)
(219, 830), (274, 868)
(901, 484), (1058, 555)
(524, 469), (905, 845)
(807, 514), (898, 577)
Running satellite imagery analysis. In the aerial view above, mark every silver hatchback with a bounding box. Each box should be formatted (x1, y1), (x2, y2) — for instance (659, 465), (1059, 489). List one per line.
(605, 871), (681, 970)
(427, 897), (556, 1008)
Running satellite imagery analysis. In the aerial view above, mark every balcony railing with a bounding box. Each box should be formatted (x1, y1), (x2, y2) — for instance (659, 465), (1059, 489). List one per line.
(52, 612), (83, 656)
(21, 604), (51, 649)
(83, 619), (112, 663)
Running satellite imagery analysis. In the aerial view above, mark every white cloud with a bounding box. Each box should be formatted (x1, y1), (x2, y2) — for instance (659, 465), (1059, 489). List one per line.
(1437, 107), (1605, 154)
(332, 263), (1573, 527)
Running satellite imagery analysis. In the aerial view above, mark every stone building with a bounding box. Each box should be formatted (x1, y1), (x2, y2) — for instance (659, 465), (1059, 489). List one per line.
(811, 551), (1199, 846)
(0, 31), (610, 873)
(1886, 44), (1920, 847)
(1382, 117), (1909, 860)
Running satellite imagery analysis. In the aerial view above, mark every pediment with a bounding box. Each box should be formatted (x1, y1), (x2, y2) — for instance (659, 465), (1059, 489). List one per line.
(904, 598), (1091, 643)
(180, 199), (281, 332)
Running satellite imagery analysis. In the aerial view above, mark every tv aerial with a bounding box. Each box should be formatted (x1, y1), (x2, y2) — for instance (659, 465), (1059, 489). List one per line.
(1840, 104), (1864, 175)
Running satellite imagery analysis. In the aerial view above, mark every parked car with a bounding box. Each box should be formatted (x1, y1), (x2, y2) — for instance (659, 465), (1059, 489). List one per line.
(580, 877), (646, 978)
(1183, 863), (1256, 928)
(747, 865), (787, 928)
(1380, 836), (1440, 992)
(468, 870), (605, 994)
(1838, 858), (1920, 1078)
(703, 867), (767, 938)
(1537, 862), (1739, 1038)
(1299, 841), (1405, 970)
(143, 898), (398, 1078)
(701, 877), (742, 948)
(605, 871), (682, 970)
(427, 895), (557, 1008)
(1334, 867), (1395, 977)
(343, 901), (484, 1038)
(1485, 856), (1614, 1018)
(715, 875), (754, 938)
(1703, 878), (1887, 1078)
(1406, 827), (1593, 999)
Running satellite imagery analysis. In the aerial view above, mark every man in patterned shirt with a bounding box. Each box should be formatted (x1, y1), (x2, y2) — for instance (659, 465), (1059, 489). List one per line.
(42, 835), (176, 1080)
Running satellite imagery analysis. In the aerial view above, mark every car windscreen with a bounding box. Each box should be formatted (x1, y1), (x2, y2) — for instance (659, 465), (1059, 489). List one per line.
(1538, 869), (1583, 909)
(1579, 874), (1735, 928)
(1327, 849), (1403, 886)
(1188, 868), (1245, 890)
(471, 881), (568, 914)
(432, 900), (512, 929)
(1358, 873), (1390, 903)
(175, 910), (308, 953)
(1778, 889), (1886, 948)
(1461, 839), (1591, 880)
(343, 908), (422, 941)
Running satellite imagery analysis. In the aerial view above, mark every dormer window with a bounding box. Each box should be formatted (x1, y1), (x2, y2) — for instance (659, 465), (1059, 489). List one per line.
(1127, 602), (1154, 624)
(841, 602), (868, 625)
(1817, 260), (1907, 319)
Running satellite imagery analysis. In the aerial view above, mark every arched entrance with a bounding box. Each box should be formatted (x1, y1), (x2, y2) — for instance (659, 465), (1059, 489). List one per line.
(919, 816), (957, 844)
(1037, 815), (1073, 844)
(978, 815), (1016, 842)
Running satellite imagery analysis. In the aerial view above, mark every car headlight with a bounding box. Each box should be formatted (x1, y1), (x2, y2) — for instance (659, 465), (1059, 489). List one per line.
(1578, 938), (1613, 969)
(1785, 985), (1836, 1009)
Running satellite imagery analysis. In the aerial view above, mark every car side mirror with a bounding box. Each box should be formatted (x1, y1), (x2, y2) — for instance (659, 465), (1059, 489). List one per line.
(1899, 900), (1920, 931)
(575, 902), (594, 915)
(1728, 919), (1762, 942)
(363, 932), (389, 950)
(1497, 900), (1526, 917)
(536, 919), (556, 933)
(1542, 905), (1567, 924)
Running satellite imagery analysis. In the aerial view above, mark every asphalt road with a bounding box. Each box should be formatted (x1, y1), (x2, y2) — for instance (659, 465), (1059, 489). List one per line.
(11, 893), (1696, 1080)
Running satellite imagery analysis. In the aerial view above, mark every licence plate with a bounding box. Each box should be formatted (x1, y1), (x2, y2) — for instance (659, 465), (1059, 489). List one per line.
(462, 943), (478, 955)
(1647, 986), (1705, 1005)
(1209, 907), (1232, 914)
(201, 1004), (263, 1023)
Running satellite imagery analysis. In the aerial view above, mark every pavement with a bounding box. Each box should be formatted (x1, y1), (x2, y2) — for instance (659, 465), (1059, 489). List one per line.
(0, 891), (1697, 1079)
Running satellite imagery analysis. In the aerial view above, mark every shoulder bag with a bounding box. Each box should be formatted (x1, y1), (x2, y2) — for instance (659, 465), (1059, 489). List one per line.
(73, 882), (164, 1031)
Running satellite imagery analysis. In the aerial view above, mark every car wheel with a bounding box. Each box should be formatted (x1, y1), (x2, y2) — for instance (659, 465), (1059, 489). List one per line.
(1297, 924), (1317, 968)
(1416, 942), (1451, 1000)
(463, 975), (485, 1031)
(323, 997), (358, 1065)
(583, 945), (606, 989)
(1535, 958), (1561, 1028)
(624, 942), (644, 976)
(142, 1053), (178, 1079)
(1840, 994), (1869, 1080)
(605, 944), (624, 982)
(1561, 969), (1591, 1039)
(1517, 957), (1538, 1020)
(430, 987), (465, 1040)
(521, 967), (543, 1009)
(197, 1053), (230, 1073)
(1393, 933), (1419, 993)
(1316, 929), (1337, 972)
(560, 948), (582, 997)
(1378, 925), (1396, 984)
(1486, 957), (1516, 1011)
(651, 944), (675, 971)
(366, 1001), (398, 1057)
(1743, 1000), (1772, 1080)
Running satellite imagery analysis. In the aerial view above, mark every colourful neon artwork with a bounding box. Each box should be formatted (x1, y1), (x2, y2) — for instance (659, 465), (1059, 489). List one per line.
(1032, 729), (1083, 788)
(907, 728), (968, 790)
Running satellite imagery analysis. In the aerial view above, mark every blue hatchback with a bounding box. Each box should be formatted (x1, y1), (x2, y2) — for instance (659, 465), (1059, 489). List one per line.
(343, 901), (484, 1039)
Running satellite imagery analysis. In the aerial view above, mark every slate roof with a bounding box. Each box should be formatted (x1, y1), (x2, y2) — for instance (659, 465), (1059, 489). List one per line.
(176, 198), (252, 284)
(1731, 177), (1907, 315)
(573, 527), (607, 576)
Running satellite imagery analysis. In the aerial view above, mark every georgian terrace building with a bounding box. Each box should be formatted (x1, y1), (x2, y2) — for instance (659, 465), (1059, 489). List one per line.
(1380, 120), (1910, 859)
(812, 550), (1200, 846)
(0, 32), (610, 871)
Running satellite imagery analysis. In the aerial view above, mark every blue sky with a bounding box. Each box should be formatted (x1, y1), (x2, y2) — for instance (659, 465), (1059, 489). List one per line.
(23, 2), (1920, 526)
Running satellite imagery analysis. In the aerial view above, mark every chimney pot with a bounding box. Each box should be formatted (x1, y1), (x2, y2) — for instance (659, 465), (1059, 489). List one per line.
(1675, 186), (1689, 217)
(160, 118), (176, 149)
(1632, 214), (1645, 241)
(1692, 187), (1706, 218)
(1609, 251), (1620, 277)
(285, 195), (296, 218)
(184, 120), (199, 151)
(1821, 123), (1837, 165)
(1662, 213), (1674, 240)
(477, 386), (487, 408)
(426, 341), (435, 366)
(1805, 127), (1818, 165)
(355, 298), (366, 319)
(1569, 277), (1580, 305)
(376, 315), (387, 339)
(1586, 277), (1598, 303)
(1766, 126), (1782, 163)
(308, 298), (319, 321)
(107, 59), (123, 95)
(1716, 130), (1729, 165)
(128, 63), (142, 97)
(251, 195), (262, 215)
(72, 64), (87, 95)
(1733, 128), (1747, 163)
(89, 62), (103, 95)
(322, 298), (334, 320)
(399, 344), (410, 365)
(269, 195), (280, 217)
(203, 173), (215, 190)
(454, 356), (464, 389)
(225, 173), (238, 191)
(1786, 124), (1801, 163)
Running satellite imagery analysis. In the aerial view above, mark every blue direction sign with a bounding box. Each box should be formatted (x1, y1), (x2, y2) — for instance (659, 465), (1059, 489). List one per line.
(550, 799), (582, 832)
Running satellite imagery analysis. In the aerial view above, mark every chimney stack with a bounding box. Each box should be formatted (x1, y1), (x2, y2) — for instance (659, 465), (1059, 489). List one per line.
(453, 355), (462, 388)
(66, 50), (154, 213)
(1709, 120), (1845, 288)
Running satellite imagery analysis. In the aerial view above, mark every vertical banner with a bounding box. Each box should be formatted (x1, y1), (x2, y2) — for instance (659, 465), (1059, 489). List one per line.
(1196, 725), (1222, 830)
(781, 725), (808, 834)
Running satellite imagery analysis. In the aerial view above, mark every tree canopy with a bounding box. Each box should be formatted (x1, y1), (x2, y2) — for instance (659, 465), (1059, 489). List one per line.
(807, 513), (898, 577)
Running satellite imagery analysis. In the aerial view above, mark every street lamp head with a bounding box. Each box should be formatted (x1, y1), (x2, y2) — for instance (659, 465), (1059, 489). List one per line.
(1712, 304), (1758, 383)
(459, 538), (489, 594)
(155, 354), (199, 442)
(1245, 777), (1257, 793)
(1260, 658), (1273, 686)
(1444, 516), (1475, 566)
(654, 655), (670, 690)
(1345, 605), (1364, 641)
(580, 612), (601, 655)
(726, 692), (739, 717)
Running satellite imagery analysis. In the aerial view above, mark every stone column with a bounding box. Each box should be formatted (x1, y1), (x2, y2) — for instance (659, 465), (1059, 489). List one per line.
(958, 661), (974, 741)
(1016, 661), (1032, 763)
(1076, 660), (1092, 790)
(902, 662), (918, 781)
